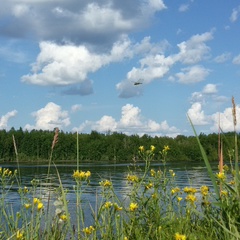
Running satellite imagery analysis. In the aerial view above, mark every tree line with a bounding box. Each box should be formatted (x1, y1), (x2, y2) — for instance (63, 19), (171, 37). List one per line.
(0, 127), (239, 163)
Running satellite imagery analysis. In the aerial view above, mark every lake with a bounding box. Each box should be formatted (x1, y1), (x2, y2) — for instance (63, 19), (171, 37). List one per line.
(0, 160), (218, 226)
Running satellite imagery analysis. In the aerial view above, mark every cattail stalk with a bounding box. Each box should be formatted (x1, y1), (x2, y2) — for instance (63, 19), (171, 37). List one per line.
(12, 134), (21, 183)
(232, 97), (239, 188)
(48, 127), (59, 178)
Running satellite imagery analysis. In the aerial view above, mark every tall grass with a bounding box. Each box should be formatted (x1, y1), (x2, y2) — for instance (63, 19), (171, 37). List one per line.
(0, 98), (239, 239)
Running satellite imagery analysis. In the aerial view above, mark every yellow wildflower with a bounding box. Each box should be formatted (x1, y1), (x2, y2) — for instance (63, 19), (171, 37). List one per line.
(216, 172), (226, 180)
(33, 198), (40, 205)
(37, 202), (43, 211)
(221, 190), (228, 196)
(150, 169), (156, 177)
(24, 203), (31, 209)
(99, 179), (112, 187)
(113, 203), (123, 211)
(82, 226), (95, 235)
(163, 145), (170, 151)
(139, 146), (144, 152)
(185, 194), (197, 204)
(129, 202), (138, 212)
(150, 145), (155, 152)
(23, 186), (28, 193)
(85, 171), (91, 178)
(169, 169), (175, 177)
(127, 174), (139, 183)
(3, 168), (12, 177)
(145, 182), (153, 190)
(200, 185), (209, 196)
(16, 230), (24, 240)
(171, 187), (180, 194)
(183, 187), (197, 194)
(103, 201), (113, 209)
(175, 232), (186, 240)
(177, 197), (183, 202)
(124, 237), (128, 240)
(73, 170), (86, 180)
(60, 214), (67, 221)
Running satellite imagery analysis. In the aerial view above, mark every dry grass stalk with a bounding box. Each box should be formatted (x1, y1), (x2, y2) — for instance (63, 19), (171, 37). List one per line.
(51, 127), (59, 150)
(232, 96), (237, 128)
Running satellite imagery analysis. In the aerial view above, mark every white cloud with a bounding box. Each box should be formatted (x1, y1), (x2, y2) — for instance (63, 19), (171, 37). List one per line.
(232, 54), (240, 64)
(81, 3), (134, 32)
(176, 31), (213, 64)
(2, 1), (166, 45)
(147, 0), (167, 11)
(214, 52), (231, 63)
(119, 104), (142, 127)
(179, 4), (189, 12)
(73, 103), (179, 136)
(211, 105), (240, 132)
(24, 102), (70, 131)
(176, 65), (210, 84)
(202, 84), (217, 94)
(187, 102), (209, 125)
(23, 34), (167, 87)
(71, 104), (82, 113)
(0, 110), (18, 129)
(190, 83), (218, 104)
(117, 31), (214, 97)
(21, 41), (109, 86)
(93, 116), (117, 132)
(127, 54), (174, 83)
(230, 5), (240, 22)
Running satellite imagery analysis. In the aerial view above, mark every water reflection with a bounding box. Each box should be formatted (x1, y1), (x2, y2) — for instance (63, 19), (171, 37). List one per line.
(1, 161), (218, 224)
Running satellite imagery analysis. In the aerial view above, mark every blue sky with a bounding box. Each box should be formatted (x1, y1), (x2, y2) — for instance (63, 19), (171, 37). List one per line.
(0, 0), (240, 137)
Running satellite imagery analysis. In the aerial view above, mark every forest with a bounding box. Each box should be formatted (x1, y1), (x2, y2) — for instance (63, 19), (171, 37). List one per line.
(0, 127), (239, 163)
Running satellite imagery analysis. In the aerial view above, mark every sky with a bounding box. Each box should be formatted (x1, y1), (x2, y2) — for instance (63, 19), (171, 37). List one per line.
(0, 0), (240, 137)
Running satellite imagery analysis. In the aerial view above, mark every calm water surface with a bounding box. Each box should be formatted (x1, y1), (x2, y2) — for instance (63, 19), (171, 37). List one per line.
(1, 160), (218, 224)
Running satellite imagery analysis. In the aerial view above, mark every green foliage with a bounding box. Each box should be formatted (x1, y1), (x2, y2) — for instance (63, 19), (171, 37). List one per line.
(0, 128), (240, 163)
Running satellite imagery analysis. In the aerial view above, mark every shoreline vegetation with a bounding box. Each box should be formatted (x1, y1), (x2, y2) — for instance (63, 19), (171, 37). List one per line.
(0, 97), (240, 239)
(0, 128), (239, 163)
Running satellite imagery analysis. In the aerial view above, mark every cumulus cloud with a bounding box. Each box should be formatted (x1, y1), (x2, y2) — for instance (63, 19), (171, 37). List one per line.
(187, 102), (209, 125)
(73, 103), (179, 136)
(117, 54), (174, 97)
(24, 102), (70, 131)
(117, 31), (213, 97)
(176, 31), (213, 64)
(1, 1), (166, 45)
(93, 116), (118, 132)
(21, 42), (109, 86)
(211, 105), (240, 132)
(176, 65), (210, 84)
(0, 110), (18, 129)
(202, 84), (218, 94)
(22, 35), (163, 87)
